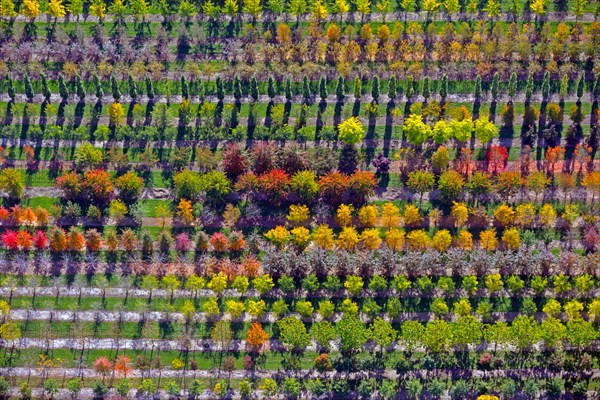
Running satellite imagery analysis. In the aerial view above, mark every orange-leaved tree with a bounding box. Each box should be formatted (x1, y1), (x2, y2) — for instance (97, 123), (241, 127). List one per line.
(246, 322), (269, 352)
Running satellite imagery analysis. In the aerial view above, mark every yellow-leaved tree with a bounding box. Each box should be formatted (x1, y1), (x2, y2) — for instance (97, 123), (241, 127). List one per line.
(358, 204), (379, 227)
(380, 202), (400, 229)
(385, 228), (405, 251)
(21, 0), (40, 19)
(538, 203), (556, 228)
(312, 225), (335, 250)
(502, 227), (521, 250)
(264, 226), (291, 248)
(493, 204), (515, 227)
(450, 201), (469, 228)
(287, 204), (310, 226)
(515, 203), (536, 228)
(290, 226), (310, 248)
(455, 230), (473, 250)
(406, 229), (429, 251)
(479, 229), (498, 251)
(360, 228), (381, 250)
(337, 226), (360, 250)
(431, 229), (452, 252)
(336, 204), (354, 227)
(176, 199), (194, 225)
(403, 204), (422, 227)
(89, 0), (106, 21)
(108, 102), (125, 126)
(47, 0), (65, 18)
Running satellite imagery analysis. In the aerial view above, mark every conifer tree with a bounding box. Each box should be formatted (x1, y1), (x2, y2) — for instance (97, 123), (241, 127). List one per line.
(23, 74), (33, 101)
(110, 74), (121, 101)
(371, 75), (380, 101)
(439, 74), (447, 101)
(181, 76), (189, 99)
(128, 74), (138, 101)
(302, 75), (311, 102)
(491, 72), (499, 101)
(250, 76), (259, 101)
(508, 72), (517, 100)
(76, 75), (86, 100)
(59, 74), (69, 101)
(216, 76), (224, 101)
(541, 71), (550, 101)
(93, 74), (103, 98)
(354, 76), (362, 99)
(145, 76), (155, 100)
(41, 73), (51, 101)
(233, 76), (242, 101)
(267, 76), (276, 99)
(319, 76), (327, 100)
(388, 75), (396, 100)
(336, 75), (345, 100)
(474, 75), (482, 100)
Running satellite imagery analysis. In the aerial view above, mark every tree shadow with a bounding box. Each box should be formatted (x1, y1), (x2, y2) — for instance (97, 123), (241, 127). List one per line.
(315, 99), (327, 141)
(383, 100), (395, 157)
(74, 99), (86, 129)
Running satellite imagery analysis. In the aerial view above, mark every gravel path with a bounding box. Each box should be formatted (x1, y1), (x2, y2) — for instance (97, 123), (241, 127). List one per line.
(1, 366), (598, 381)
(7, 307), (595, 327)
(5, 336), (600, 354)
(1, 285), (596, 301)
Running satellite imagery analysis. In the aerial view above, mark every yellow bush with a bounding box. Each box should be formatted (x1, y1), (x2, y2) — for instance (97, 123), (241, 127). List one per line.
(358, 204), (379, 227)
(360, 228), (382, 250)
(381, 202), (401, 229)
(450, 201), (469, 228)
(336, 204), (354, 227)
(337, 226), (360, 250)
(385, 228), (405, 251)
(290, 226), (311, 248)
(431, 229), (452, 252)
(493, 204), (515, 227)
(264, 226), (291, 248)
(515, 203), (536, 228)
(406, 229), (429, 251)
(479, 229), (498, 251)
(539, 203), (556, 228)
(287, 204), (310, 225)
(502, 227), (521, 250)
(403, 204), (422, 227)
(455, 230), (473, 250)
(312, 225), (335, 250)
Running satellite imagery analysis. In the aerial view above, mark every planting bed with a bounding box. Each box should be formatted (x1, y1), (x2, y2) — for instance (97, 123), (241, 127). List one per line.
(0, 0), (599, 398)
